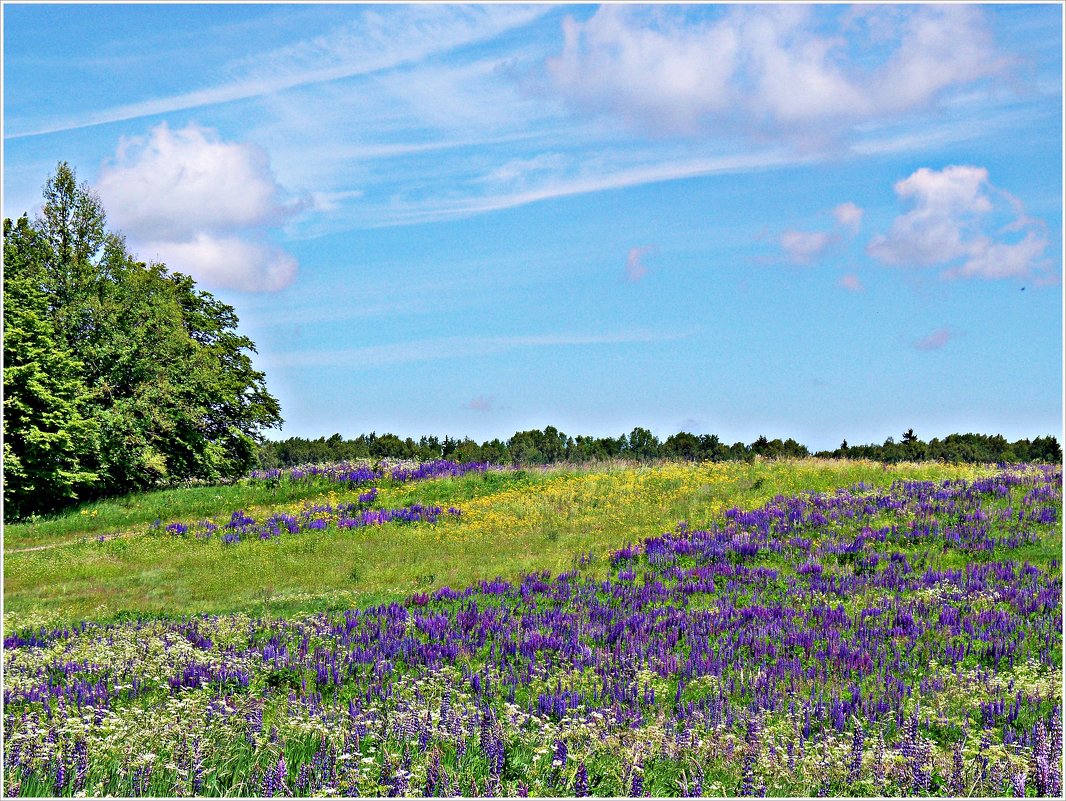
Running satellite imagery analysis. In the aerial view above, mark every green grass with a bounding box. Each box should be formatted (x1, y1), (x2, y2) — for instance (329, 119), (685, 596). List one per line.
(1, 466), (547, 552)
(2, 480), (387, 551)
(2, 459), (994, 630)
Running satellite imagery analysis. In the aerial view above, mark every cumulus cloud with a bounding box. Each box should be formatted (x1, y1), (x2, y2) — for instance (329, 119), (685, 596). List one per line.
(777, 201), (862, 264)
(625, 245), (655, 282)
(138, 235), (298, 293)
(838, 273), (864, 292)
(949, 232), (1048, 280)
(96, 123), (306, 292)
(833, 202), (863, 232)
(860, 4), (1008, 113)
(548, 7), (738, 135)
(545, 5), (1005, 140)
(780, 230), (833, 264)
(464, 395), (496, 413)
(868, 165), (1049, 280)
(913, 326), (958, 352)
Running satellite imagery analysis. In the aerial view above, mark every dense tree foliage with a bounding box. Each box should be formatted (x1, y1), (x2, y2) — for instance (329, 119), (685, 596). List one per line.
(256, 427), (1060, 470)
(3, 217), (98, 518)
(3, 163), (282, 520)
(828, 431), (1062, 465)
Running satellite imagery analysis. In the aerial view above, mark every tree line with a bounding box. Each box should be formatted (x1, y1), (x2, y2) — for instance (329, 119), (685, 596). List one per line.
(257, 426), (1061, 469)
(3, 163), (282, 521)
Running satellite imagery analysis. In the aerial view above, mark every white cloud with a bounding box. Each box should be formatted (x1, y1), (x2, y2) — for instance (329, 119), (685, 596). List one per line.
(464, 395), (496, 413)
(478, 153), (570, 189)
(545, 5), (1006, 140)
(776, 200), (862, 264)
(139, 234), (297, 293)
(868, 165), (1049, 280)
(868, 165), (990, 265)
(913, 326), (958, 352)
(98, 123), (304, 240)
(625, 245), (655, 282)
(865, 5), (1009, 114)
(949, 231), (1049, 280)
(838, 273), (864, 292)
(833, 202), (863, 232)
(373, 148), (810, 228)
(547, 6), (738, 135)
(780, 230), (833, 264)
(96, 123), (304, 292)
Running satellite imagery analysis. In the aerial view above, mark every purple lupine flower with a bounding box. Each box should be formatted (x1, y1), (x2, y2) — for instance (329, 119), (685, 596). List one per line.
(54, 758), (67, 795)
(425, 749), (441, 798)
(740, 716), (761, 795)
(905, 734), (933, 795)
(989, 759), (1005, 796)
(1012, 770), (1027, 797)
(1049, 713), (1062, 797)
(848, 726), (864, 783)
(553, 739), (568, 769)
(296, 764), (311, 794)
(630, 770), (645, 798)
(1033, 721), (1050, 796)
(949, 740), (964, 797)
(276, 754), (287, 796)
(688, 767), (704, 798)
(479, 710), (494, 755)
(72, 738), (89, 793)
(575, 762), (589, 797)
(134, 762), (153, 796)
(261, 767), (276, 797)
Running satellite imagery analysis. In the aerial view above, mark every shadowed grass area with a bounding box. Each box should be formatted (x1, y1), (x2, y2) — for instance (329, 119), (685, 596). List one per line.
(3, 459), (993, 630)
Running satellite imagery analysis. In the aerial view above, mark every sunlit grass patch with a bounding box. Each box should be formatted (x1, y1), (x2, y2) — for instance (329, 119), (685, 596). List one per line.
(5, 459), (992, 630)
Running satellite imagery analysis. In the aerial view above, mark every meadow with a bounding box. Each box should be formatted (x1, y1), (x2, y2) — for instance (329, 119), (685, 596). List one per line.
(2, 458), (1062, 797)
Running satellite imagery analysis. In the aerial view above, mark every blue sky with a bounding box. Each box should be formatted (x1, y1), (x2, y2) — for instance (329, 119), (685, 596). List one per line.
(3, 3), (1062, 450)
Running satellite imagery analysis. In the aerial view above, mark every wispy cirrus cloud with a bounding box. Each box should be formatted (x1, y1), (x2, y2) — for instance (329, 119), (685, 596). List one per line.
(267, 327), (700, 370)
(7, 5), (551, 139)
(369, 147), (812, 229)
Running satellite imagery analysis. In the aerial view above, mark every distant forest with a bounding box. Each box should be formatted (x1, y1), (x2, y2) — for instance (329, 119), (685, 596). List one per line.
(257, 427), (1062, 469)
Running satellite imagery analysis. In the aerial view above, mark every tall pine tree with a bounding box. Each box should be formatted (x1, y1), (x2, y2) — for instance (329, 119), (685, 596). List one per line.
(3, 216), (98, 517)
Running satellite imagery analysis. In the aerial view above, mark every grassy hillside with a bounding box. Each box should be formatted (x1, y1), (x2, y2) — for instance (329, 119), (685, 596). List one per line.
(3, 459), (992, 630)
(3, 480), (367, 551)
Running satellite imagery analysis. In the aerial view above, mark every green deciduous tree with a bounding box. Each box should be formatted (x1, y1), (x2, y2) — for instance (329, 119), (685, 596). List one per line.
(625, 426), (660, 461)
(3, 163), (282, 519)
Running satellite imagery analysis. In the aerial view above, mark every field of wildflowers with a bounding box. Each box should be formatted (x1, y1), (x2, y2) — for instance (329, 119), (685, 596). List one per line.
(3, 460), (988, 627)
(3, 463), (1061, 796)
